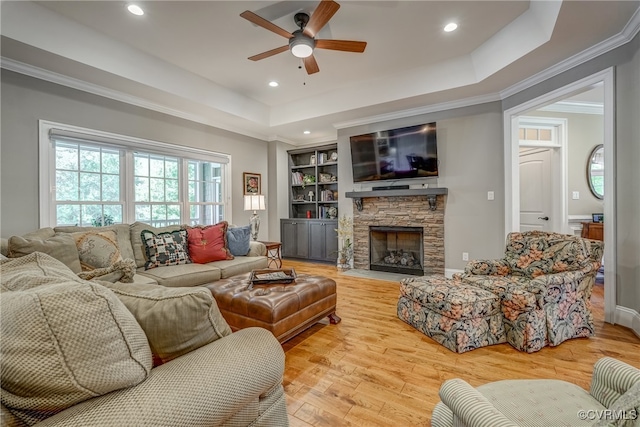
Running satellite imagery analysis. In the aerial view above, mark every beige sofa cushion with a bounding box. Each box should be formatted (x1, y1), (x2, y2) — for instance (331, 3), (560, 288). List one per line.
(130, 222), (182, 268)
(102, 282), (232, 364)
(55, 224), (135, 261)
(137, 263), (221, 287)
(214, 256), (269, 279)
(7, 233), (82, 273)
(0, 253), (152, 426)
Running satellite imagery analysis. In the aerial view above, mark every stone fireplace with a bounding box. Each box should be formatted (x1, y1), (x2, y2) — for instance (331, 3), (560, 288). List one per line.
(369, 226), (424, 275)
(346, 188), (447, 275)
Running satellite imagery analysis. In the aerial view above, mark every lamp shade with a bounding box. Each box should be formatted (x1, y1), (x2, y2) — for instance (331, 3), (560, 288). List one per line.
(244, 194), (266, 211)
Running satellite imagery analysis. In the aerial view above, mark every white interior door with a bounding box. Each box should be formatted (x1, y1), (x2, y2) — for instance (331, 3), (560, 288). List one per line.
(519, 148), (552, 232)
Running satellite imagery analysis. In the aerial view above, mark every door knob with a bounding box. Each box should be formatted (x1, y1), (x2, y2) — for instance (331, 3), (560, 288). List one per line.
(538, 216), (549, 221)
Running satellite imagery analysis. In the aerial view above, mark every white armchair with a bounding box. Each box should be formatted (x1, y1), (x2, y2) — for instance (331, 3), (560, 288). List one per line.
(432, 357), (640, 427)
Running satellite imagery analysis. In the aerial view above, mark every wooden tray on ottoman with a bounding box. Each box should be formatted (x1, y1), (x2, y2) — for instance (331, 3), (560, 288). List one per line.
(249, 268), (296, 287)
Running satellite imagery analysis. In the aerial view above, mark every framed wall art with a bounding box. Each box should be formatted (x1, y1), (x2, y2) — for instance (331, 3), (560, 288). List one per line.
(243, 172), (261, 195)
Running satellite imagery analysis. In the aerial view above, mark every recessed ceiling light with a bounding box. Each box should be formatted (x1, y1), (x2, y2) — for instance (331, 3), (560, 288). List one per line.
(444, 22), (458, 32)
(127, 4), (144, 16)
(303, 130), (311, 135)
(268, 81), (279, 87)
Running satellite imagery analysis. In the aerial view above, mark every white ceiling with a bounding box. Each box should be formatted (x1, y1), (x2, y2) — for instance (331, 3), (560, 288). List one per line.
(1, 1), (639, 145)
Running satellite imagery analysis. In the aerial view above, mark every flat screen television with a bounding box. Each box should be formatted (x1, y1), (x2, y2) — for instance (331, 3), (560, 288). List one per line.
(349, 122), (438, 183)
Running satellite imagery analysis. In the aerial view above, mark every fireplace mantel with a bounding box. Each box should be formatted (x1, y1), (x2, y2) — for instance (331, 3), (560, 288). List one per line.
(345, 187), (448, 211)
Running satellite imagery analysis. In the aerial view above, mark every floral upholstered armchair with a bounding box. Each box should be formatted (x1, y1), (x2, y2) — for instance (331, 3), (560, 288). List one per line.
(453, 231), (604, 352)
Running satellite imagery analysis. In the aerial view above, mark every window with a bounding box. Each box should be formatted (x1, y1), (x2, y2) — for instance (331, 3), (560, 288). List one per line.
(133, 153), (181, 226)
(41, 121), (231, 228)
(54, 141), (123, 226)
(188, 160), (224, 225)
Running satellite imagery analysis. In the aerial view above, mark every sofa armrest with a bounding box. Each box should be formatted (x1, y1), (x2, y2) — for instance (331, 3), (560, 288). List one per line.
(590, 357), (640, 408)
(1, 238), (8, 257)
(35, 328), (285, 427)
(248, 241), (267, 257)
(438, 379), (517, 427)
(463, 259), (511, 277)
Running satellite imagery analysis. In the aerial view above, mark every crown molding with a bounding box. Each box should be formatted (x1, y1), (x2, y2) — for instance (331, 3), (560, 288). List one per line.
(539, 101), (604, 115)
(332, 93), (501, 130)
(0, 57), (272, 142)
(500, 7), (640, 99)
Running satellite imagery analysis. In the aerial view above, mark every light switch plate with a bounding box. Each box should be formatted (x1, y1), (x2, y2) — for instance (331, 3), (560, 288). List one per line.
(572, 191), (580, 200)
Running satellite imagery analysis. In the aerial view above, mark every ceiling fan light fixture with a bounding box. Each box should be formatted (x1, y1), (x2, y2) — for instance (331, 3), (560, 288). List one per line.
(289, 33), (315, 58)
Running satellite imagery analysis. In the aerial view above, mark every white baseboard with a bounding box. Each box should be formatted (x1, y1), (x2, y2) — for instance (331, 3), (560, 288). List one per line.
(614, 306), (640, 339)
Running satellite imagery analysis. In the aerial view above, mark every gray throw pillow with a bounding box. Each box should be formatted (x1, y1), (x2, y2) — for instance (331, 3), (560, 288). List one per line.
(227, 225), (251, 256)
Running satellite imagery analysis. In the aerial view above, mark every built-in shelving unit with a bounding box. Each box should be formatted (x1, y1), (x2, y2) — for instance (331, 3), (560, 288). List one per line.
(283, 143), (339, 263)
(288, 143), (339, 219)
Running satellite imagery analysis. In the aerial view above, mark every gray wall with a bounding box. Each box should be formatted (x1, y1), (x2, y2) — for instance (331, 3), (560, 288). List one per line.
(267, 140), (296, 242)
(1, 70), (269, 239)
(337, 103), (506, 271)
(614, 35), (640, 315)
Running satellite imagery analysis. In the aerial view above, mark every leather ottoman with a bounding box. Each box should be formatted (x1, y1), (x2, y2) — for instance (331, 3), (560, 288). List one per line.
(205, 273), (340, 343)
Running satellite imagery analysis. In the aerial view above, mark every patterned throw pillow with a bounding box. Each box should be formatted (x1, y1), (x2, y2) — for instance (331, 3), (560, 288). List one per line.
(141, 229), (191, 270)
(186, 222), (234, 264)
(72, 230), (122, 271)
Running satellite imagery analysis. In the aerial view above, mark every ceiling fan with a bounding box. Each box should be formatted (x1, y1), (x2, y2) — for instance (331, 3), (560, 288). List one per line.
(240, 0), (367, 75)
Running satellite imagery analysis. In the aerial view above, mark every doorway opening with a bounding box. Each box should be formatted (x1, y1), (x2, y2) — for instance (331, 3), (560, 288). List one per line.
(504, 68), (615, 324)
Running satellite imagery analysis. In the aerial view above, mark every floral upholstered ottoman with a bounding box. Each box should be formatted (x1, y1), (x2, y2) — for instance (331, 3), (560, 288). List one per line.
(397, 276), (506, 353)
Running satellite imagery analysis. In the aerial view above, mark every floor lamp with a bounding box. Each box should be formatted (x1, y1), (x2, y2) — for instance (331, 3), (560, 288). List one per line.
(244, 194), (266, 241)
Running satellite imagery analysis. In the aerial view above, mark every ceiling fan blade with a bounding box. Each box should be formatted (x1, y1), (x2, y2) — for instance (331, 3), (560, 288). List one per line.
(304, 0), (340, 38)
(316, 39), (367, 53)
(240, 10), (294, 39)
(304, 55), (320, 74)
(248, 45), (290, 61)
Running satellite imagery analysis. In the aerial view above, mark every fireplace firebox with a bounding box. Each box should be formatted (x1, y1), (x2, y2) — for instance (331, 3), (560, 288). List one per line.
(369, 226), (424, 276)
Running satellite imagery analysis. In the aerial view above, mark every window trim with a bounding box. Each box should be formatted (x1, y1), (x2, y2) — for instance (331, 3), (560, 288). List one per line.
(39, 120), (232, 227)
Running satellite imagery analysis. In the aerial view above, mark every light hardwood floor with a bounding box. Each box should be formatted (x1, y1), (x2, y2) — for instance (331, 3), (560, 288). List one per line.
(280, 259), (640, 427)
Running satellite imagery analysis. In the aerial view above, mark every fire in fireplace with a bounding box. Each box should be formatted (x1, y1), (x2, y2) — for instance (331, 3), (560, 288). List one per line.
(369, 226), (424, 276)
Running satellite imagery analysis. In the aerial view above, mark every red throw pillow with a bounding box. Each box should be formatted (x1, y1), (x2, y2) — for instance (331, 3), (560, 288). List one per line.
(186, 222), (234, 264)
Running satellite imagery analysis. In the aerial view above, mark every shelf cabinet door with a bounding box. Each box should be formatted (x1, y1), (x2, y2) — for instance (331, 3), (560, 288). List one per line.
(309, 220), (338, 262)
(281, 219), (309, 258)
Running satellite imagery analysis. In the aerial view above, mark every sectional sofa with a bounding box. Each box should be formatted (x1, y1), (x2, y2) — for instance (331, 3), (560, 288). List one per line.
(0, 222), (269, 286)
(0, 222), (289, 426)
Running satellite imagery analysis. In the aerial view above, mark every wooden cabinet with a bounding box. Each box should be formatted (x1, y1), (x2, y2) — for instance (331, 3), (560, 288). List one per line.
(280, 219), (337, 262)
(581, 222), (604, 241)
(288, 144), (338, 219)
(309, 220), (339, 262)
(280, 219), (309, 259)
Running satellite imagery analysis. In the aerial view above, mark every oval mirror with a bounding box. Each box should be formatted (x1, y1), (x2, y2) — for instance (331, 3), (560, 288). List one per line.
(587, 144), (604, 199)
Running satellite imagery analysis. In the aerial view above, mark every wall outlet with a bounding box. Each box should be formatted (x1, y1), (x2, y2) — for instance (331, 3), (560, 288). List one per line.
(462, 252), (469, 261)
(572, 191), (580, 200)
(487, 191), (495, 201)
